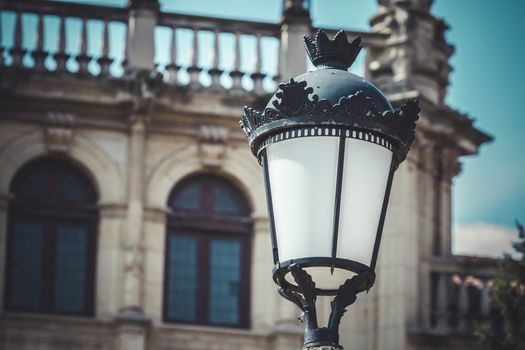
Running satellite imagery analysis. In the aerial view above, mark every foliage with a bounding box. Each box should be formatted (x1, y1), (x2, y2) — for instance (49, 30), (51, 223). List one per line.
(476, 221), (525, 349)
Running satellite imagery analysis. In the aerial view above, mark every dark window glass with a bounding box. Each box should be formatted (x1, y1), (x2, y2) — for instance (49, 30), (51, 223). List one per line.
(166, 235), (198, 321)
(173, 182), (201, 210)
(59, 173), (89, 201)
(209, 239), (241, 325)
(14, 174), (45, 199)
(5, 158), (97, 317)
(54, 225), (88, 313)
(8, 220), (44, 310)
(164, 175), (251, 328)
(213, 185), (240, 214)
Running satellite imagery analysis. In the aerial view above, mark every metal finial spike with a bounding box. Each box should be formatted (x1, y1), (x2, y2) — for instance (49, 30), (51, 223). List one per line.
(303, 29), (362, 70)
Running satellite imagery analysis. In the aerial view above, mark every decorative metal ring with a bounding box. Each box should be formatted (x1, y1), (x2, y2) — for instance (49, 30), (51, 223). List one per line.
(256, 124), (395, 158)
(272, 257), (375, 296)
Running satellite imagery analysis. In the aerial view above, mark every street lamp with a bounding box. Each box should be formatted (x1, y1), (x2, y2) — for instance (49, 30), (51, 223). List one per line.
(240, 30), (419, 349)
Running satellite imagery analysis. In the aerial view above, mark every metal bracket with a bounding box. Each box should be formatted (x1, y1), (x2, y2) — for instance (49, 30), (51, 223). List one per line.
(277, 264), (375, 349)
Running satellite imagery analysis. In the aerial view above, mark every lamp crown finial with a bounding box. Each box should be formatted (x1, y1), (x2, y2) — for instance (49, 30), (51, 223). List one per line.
(304, 30), (362, 70)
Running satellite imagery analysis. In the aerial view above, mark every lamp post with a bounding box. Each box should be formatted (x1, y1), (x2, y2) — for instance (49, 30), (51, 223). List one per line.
(240, 30), (419, 349)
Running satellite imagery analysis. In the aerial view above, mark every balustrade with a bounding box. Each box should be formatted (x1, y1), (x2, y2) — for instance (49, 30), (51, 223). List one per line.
(0, 0), (379, 94)
(428, 257), (496, 335)
(1, 0), (128, 76)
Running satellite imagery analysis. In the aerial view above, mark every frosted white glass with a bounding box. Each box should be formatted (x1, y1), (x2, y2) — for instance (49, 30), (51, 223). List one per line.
(267, 136), (338, 261)
(337, 138), (392, 266)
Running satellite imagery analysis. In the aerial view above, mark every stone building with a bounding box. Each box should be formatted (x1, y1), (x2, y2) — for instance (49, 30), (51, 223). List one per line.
(0, 0), (494, 349)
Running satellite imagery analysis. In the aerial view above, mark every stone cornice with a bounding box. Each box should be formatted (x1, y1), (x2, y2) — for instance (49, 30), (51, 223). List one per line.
(390, 93), (492, 157)
(0, 70), (260, 123)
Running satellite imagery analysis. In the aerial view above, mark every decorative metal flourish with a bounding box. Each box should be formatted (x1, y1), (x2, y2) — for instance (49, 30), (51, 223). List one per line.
(240, 77), (420, 165)
(272, 78), (319, 115)
(327, 270), (375, 342)
(277, 265), (376, 349)
(304, 30), (362, 69)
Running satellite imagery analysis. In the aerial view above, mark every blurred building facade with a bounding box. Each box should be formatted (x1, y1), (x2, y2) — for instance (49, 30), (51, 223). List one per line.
(0, 0), (495, 349)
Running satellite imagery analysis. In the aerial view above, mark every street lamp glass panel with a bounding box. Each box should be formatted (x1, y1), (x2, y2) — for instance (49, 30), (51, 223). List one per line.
(267, 136), (338, 261)
(338, 138), (393, 265)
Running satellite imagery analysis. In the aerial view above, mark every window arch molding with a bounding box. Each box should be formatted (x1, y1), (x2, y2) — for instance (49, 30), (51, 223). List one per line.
(4, 156), (99, 316)
(163, 173), (253, 328)
(144, 145), (264, 216)
(0, 130), (123, 203)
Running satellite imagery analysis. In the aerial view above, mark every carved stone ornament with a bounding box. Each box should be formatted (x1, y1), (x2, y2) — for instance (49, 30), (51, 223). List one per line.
(240, 77), (420, 167)
(44, 112), (76, 153)
(197, 125), (229, 168)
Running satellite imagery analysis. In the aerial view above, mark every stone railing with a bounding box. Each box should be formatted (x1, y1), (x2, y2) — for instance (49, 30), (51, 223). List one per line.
(0, 0), (129, 76)
(427, 256), (497, 335)
(156, 12), (280, 93)
(0, 0), (384, 95)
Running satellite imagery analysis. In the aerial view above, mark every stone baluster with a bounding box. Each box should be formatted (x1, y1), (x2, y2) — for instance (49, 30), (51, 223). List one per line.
(97, 19), (113, 77)
(457, 276), (469, 332)
(480, 279), (491, 317)
(32, 12), (47, 71)
(121, 25), (129, 71)
(208, 29), (223, 90)
(164, 26), (179, 85)
(273, 38), (281, 83)
(433, 273), (450, 333)
(229, 31), (243, 93)
(186, 27), (202, 88)
(0, 7), (4, 69)
(10, 10), (24, 68)
(54, 15), (69, 72)
(76, 17), (90, 75)
(251, 33), (265, 95)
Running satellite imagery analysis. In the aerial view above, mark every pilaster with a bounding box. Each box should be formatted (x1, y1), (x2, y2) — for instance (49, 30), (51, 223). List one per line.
(120, 115), (148, 317)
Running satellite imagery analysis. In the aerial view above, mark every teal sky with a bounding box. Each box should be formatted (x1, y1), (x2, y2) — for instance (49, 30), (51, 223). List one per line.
(3, 0), (524, 232)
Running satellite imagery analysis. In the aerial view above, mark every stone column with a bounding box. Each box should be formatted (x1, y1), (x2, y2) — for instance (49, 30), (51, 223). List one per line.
(126, 0), (159, 71)
(97, 203), (128, 320)
(375, 153), (420, 350)
(416, 137), (435, 330)
(120, 115), (148, 318)
(439, 148), (461, 256)
(279, 0), (311, 79)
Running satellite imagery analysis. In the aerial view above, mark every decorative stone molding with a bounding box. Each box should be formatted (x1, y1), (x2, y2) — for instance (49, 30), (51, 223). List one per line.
(0, 131), (124, 203)
(197, 125), (230, 168)
(98, 202), (128, 219)
(143, 206), (170, 223)
(145, 144), (264, 215)
(44, 112), (75, 153)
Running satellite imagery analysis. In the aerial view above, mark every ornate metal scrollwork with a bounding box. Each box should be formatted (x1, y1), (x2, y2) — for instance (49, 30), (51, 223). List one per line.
(277, 264), (376, 349)
(304, 30), (362, 70)
(240, 78), (420, 166)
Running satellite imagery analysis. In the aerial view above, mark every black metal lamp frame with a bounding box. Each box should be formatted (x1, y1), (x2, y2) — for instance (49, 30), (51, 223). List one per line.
(240, 30), (419, 349)
(260, 134), (393, 348)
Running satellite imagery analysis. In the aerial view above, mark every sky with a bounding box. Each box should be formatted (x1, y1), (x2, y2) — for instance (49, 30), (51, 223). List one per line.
(2, 0), (523, 256)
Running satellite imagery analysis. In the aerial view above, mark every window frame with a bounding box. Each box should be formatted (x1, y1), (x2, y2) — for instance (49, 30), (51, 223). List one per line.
(163, 174), (252, 329)
(4, 158), (98, 317)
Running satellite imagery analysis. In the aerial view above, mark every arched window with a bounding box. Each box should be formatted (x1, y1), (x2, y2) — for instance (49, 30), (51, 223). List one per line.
(4, 158), (98, 316)
(164, 174), (252, 328)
